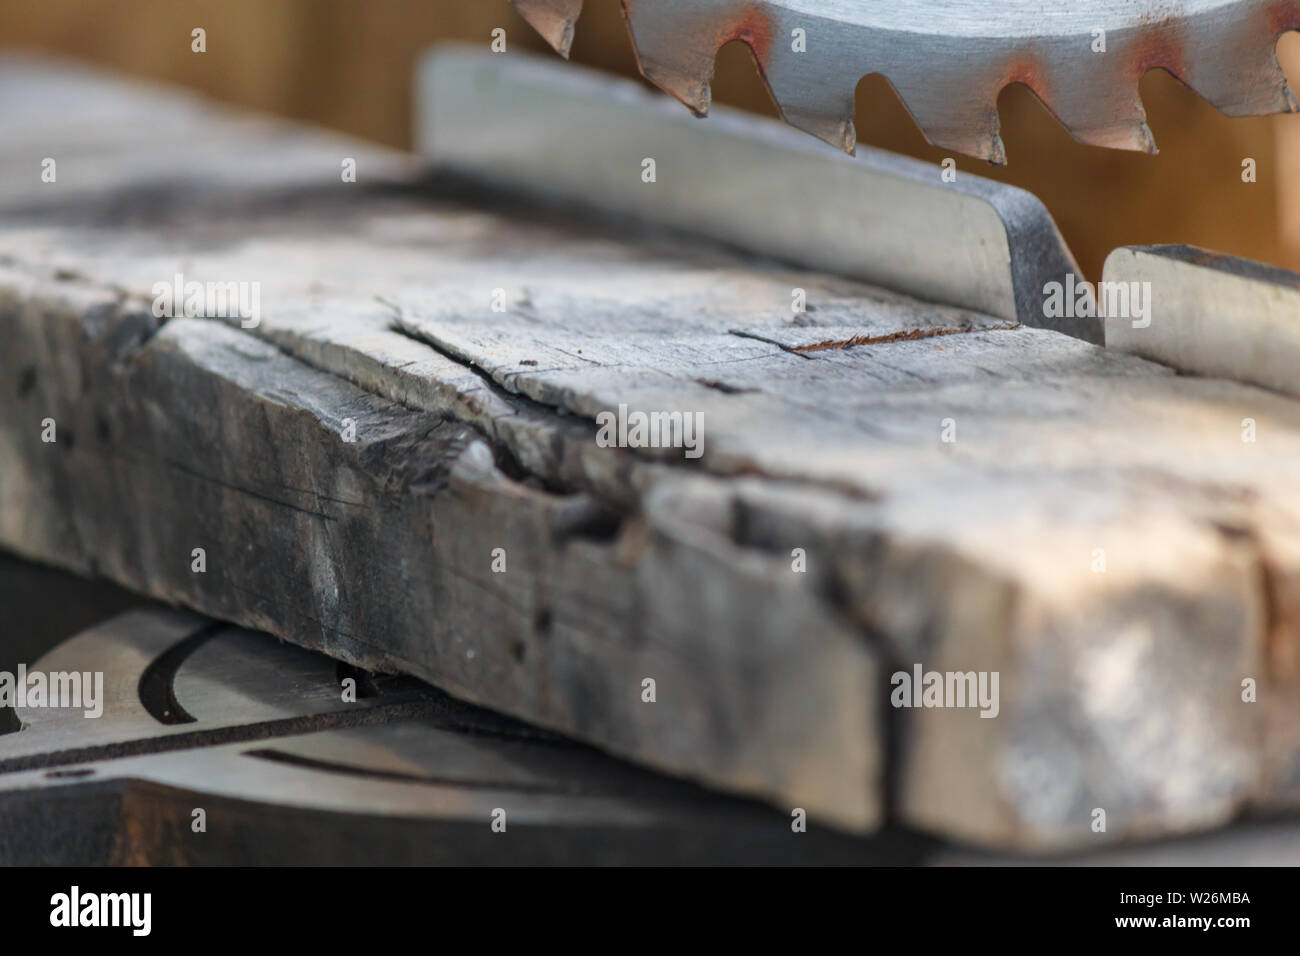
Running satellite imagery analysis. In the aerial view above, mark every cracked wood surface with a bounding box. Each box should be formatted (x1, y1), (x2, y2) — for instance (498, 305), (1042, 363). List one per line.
(1, 56), (1299, 850)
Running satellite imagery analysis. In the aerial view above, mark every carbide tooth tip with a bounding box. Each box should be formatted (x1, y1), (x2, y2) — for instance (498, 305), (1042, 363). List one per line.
(987, 134), (1007, 167)
(1139, 122), (1158, 154)
(824, 116), (858, 155)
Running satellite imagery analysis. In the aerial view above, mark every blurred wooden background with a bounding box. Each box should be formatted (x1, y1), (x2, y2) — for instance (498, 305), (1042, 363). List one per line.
(2, 0), (1300, 279)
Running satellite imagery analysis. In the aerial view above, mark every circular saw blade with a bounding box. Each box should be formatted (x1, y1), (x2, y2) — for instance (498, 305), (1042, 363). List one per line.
(510, 0), (1300, 163)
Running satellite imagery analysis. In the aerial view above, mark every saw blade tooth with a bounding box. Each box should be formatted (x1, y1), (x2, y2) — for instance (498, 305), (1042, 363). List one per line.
(781, 109), (857, 155)
(1072, 106), (1158, 154)
(620, 0), (740, 116)
(556, 0), (1300, 162)
(1054, 111), (1157, 154)
(1125, 15), (1298, 118)
(1078, 118), (1158, 154)
(1182, 48), (1300, 117)
(915, 121), (1007, 167)
(760, 61), (860, 154)
(1035, 74), (1158, 155)
(887, 78), (1007, 165)
(509, 0), (584, 58)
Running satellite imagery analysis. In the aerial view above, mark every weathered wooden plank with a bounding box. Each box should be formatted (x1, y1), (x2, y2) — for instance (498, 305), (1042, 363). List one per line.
(1, 56), (1298, 851)
(1, 284), (879, 829)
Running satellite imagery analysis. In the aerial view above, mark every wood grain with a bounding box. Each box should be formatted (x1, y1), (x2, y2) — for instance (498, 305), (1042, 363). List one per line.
(0, 58), (1297, 850)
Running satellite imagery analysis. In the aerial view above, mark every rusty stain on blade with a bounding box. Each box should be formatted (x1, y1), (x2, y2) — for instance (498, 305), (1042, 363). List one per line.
(509, 0), (1300, 163)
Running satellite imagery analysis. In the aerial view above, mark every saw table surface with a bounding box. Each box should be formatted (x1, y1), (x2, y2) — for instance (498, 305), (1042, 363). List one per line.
(1, 53), (1298, 855)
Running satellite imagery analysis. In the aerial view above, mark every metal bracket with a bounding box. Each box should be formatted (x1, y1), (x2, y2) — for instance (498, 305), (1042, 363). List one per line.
(1105, 245), (1300, 394)
(417, 47), (1100, 344)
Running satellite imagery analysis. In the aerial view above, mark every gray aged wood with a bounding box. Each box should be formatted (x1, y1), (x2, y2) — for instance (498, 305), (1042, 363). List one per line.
(1, 55), (1298, 850)
(1, 282), (880, 830)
